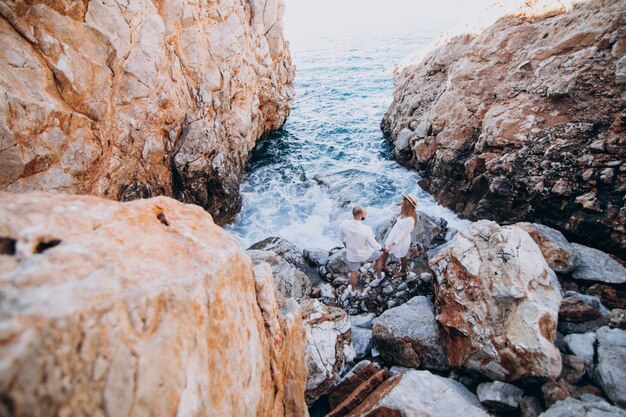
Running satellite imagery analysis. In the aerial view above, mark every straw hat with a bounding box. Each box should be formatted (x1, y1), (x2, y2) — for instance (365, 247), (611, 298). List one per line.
(402, 194), (418, 208)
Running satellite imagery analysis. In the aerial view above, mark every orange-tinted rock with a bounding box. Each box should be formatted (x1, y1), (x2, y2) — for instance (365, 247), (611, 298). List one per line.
(0, 192), (307, 417)
(383, 0), (626, 259)
(587, 284), (626, 310)
(0, 0), (294, 224)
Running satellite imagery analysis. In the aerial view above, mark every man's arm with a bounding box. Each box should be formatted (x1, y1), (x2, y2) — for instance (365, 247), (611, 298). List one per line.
(366, 228), (382, 251)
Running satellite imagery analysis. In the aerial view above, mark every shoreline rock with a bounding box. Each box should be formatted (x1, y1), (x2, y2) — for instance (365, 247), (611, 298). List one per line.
(0, 0), (295, 224)
(382, 0), (626, 259)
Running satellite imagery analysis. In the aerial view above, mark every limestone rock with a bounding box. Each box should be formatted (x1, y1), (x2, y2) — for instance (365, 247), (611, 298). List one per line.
(430, 220), (563, 381)
(301, 299), (355, 405)
(542, 380), (571, 408)
(382, 0), (626, 259)
(587, 284), (626, 310)
(571, 243), (626, 284)
(343, 370), (489, 417)
(350, 313), (376, 360)
(539, 396), (626, 417)
(521, 395), (545, 417)
(476, 381), (524, 411)
(0, 0), (295, 224)
(564, 332), (597, 371)
(560, 354), (586, 384)
(594, 326), (626, 408)
(372, 296), (447, 371)
(248, 237), (319, 280)
(247, 249), (313, 301)
(0, 192), (307, 417)
(514, 222), (579, 273)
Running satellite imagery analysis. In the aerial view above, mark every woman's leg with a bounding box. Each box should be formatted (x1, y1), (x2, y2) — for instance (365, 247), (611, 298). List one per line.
(376, 252), (389, 278)
(400, 256), (408, 273)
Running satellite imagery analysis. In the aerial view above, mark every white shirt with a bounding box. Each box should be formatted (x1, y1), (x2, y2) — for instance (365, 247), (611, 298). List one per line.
(339, 219), (382, 262)
(385, 216), (415, 258)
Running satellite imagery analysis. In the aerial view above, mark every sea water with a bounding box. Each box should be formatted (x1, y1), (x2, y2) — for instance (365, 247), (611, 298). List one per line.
(226, 32), (469, 251)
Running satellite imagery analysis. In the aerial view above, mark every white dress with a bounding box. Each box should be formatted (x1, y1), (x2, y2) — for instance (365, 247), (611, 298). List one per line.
(384, 216), (415, 258)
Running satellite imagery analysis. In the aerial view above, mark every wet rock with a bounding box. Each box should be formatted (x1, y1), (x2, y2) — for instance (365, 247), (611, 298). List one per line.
(0, 192), (307, 416)
(343, 370), (489, 417)
(301, 299), (355, 405)
(0, 0), (294, 224)
(430, 221), (562, 381)
(350, 313), (376, 360)
(539, 396), (626, 417)
(372, 296), (447, 371)
(571, 244), (626, 284)
(514, 222), (579, 273)
(594, 326), (626, 408)
(247, 249), (313, 301)
(558, 292), (610, 334)
(382, 0), (626, 259)
(476, 381), (524, 411)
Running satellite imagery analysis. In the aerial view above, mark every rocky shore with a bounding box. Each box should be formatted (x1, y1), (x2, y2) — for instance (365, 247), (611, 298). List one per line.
(381, 0), (625, 259)
(0, 0), (294, 224)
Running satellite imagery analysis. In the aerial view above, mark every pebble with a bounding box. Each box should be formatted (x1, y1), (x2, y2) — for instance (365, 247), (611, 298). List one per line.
(396, 290), (406, 298)
(420, 272), (432, 282)
(383, 286), (394, 295)
(387, 300), (397, 309)
(397, 283), (408, 291)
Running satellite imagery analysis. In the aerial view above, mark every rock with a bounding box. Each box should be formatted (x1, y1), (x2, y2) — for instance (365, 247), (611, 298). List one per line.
(0, 192), (307, 416)
(563, 332), (597, 371)
(0, 0), (294, 224)
(520, 395), (544, 417)
(248, 236), (320, 281)
(571, 244), (626, 284)
(587, 284), (626, 310)
(301, 299), (355, 405)
(514, 222), (579, 273)
(343, 370), (489, 417)
(326, 248), (351, 278)
(560, 354), (586, 384)
(247, 249), (313, 301)
(558, 292), (610, 334)
(476, 381), (524, 411)
(609, 309), (626, 329)
(372, 296), (447, 371)
(382, 0), (626, 259)
(327, 361), (392, 417)
(594, 326), (626, 408)
(539, 396), (626, 417)
(542, 380), (571, 408)
(430, 221), (562, 381)
(304, 248), (330, 268)
(350, 313), (376, 360)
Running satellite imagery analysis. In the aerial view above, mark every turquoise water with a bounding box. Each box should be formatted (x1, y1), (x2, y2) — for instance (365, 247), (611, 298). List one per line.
(227, 32), (469, 250)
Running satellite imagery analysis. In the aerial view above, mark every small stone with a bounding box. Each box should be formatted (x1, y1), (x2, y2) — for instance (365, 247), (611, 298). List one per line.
(520, 395), (543, 417)
(476, 381), (524, 411)
(589, 140), (606, 152)
(599, 168), (614, 183)
(575, 192), (603, 212)
(397, 283), (408, 291)
(541, 379), (571, 407)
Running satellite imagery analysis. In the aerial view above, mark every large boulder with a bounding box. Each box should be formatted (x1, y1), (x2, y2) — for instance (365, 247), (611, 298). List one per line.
(350, 313), (376, 360)
(594, 326), (626, 408)
(301, 299), (355, 405)
(247, 249), (313, 301)
(248, 237), (320, 281)
(514, 222), (579, 273)
(0, 0), (295, 224)
(343, 369), (489, 417)
(476, 381), (524, 412)
(0, 192), (307, 417)
(382, 0), (626, 259)
(563, 332), (597, 372)
(430, 220), (563, 381)
(571, 244), (626, 284)
(327, 361), (391, 417)
(372, 296), (448, 371)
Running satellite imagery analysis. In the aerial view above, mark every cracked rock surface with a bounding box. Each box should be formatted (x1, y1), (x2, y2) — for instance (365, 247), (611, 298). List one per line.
(0, 191), (307, 417)
(0, 0), (294, 224)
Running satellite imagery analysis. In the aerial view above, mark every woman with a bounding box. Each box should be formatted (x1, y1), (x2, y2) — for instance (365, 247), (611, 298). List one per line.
(380, 194), (418, 278)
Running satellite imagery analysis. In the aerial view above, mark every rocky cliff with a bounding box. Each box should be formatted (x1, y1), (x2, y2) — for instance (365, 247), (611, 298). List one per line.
(0, 192), (307, 417)
(382, 0), (625, 258)
(0, 0), (294, 224)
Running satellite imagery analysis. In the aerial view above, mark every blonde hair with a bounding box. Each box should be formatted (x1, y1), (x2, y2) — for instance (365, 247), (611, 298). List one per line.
(400, 199), (417, 227)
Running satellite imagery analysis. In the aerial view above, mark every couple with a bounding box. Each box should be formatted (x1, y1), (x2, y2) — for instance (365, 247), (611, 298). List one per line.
(339, 194), (418, 296)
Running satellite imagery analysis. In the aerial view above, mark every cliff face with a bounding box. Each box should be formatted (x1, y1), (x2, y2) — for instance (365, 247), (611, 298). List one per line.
(382, 0), (625, 258)
(0, 0), (294, 224)
(0, 192), (307, 417)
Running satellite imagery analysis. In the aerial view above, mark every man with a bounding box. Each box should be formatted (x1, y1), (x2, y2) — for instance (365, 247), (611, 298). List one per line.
(339, 206), (385, 297)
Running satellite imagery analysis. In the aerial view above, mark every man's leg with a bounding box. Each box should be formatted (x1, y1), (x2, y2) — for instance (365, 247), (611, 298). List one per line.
(349, 270), (359, 291)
